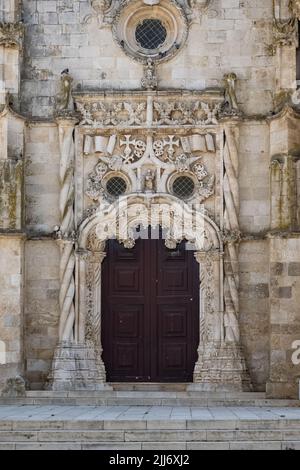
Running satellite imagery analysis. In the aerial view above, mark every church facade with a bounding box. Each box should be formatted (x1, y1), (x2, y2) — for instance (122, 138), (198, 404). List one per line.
(1, 0), (300, 399)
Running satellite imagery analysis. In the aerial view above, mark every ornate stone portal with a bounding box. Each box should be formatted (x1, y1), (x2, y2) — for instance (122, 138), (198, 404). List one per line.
(48, 87), (250, 392)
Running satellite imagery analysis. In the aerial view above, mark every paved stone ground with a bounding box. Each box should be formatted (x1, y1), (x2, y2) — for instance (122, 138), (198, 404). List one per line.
(0, 405), (300, 421)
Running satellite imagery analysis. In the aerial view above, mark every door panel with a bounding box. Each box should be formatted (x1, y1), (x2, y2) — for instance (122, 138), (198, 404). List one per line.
(102, 234), (199, 382)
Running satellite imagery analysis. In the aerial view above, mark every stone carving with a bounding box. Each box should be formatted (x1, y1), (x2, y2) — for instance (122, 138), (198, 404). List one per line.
(0, 22), (24, 48)
(144, 169), (156, 192)
(75, 94), (223, 128)
(120, 135), (146, 163)
(86, 162), (108, 200)
(153, 100), (220, 125)
(56, 70), (74, 112)
(86, 0), (212, 26)
(268, 17), (297, 55)
(176, 153), (189, 172)
(108, 155), (123, 171)
(198, 175), (215, 203)
(122, 237), (136, 249)
(56, 118), (77, 342)
(222, 73), (240, 116)
(77, 101), (146, 127)
(223, 126), (240, 345)
(1, 375), (26, 397)
(194, 162), (208, 180)
(141, 58), (158, 90)
(289, 0), (300, 19)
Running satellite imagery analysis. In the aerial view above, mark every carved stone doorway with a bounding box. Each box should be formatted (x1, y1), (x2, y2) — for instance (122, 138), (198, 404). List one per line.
(101, 230), (199, 382)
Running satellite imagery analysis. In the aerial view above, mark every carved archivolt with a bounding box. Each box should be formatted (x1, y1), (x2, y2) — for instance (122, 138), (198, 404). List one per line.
(79, 193), (221, 251)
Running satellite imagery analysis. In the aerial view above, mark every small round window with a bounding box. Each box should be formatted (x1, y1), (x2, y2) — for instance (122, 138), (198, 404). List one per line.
(135, 19), (167, 50)
(172, 176), (195, 199)
(106, 177), (127, 198)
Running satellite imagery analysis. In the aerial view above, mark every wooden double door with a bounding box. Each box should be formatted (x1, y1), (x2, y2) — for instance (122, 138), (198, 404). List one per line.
(102, 232), (199, 382)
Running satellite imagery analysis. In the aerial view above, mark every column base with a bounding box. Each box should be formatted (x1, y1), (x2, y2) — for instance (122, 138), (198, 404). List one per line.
(47, 341), (111, 391)
(266, 381), (299, 400)
(191, 342), (251, 392)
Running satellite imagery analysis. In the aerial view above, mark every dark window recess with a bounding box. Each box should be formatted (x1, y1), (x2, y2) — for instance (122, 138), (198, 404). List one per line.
(106, 177), (127, 197)
(135, 18), (167, 50)
(172, 176), (195, 199)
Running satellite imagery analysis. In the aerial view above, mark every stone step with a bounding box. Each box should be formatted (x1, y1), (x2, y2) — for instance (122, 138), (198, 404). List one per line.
(1, 404), (300, 450)
(111, 383), (189, 392)
(0, 391), (298, 407)
(0, 425), (300, 450)
(1, 441), (300, 450)
(1, 419), (300, 431)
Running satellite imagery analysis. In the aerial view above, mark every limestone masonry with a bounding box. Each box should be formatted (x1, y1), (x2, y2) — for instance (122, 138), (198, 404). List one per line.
(0, 0), (300, 399)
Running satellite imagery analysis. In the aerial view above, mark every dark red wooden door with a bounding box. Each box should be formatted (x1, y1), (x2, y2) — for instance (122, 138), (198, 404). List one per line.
(102, 233), (199, 382)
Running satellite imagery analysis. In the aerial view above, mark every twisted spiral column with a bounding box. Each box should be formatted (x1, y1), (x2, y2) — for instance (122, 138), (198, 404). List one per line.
(56, 117), (77, 342)
(223, 125), (240, 344)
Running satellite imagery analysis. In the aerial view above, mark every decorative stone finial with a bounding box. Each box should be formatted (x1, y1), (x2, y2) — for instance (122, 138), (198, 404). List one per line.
(222, 73), (241, 116)
(56, 69), (74, 113)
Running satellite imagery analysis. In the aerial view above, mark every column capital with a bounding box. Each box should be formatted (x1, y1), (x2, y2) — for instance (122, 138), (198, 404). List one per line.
(55, 113), (79, 127)
(194, 250), (223, 264)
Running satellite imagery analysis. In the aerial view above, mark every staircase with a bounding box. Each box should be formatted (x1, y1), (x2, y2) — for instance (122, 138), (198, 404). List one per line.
(0, 388), (298, 407)
(0, 409), (300, 450)
(1, 386), (299, 450)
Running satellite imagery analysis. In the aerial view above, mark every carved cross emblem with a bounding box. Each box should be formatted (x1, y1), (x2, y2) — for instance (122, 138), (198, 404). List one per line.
(163, 135), (180, 161)
(120, 135), (136, 163)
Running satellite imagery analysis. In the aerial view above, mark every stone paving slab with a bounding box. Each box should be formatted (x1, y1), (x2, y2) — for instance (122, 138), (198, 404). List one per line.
(0, 405), (300, 422)
(0, 405), (299, 450)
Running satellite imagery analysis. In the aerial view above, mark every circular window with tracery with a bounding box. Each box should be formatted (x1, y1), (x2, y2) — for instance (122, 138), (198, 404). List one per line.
(135, 18), (167, 50)
(113, 0), (188, 63)
(105, 176), (127, 198)
(171, 175), (196, 200)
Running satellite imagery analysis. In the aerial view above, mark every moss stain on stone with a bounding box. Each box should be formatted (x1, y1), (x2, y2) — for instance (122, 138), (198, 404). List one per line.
(0, 160), (23, 230)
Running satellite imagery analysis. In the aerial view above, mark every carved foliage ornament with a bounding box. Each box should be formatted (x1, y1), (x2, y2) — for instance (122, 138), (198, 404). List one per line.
(77, 101), (146, 127)
(77, 98), (221, 127)
(0, 22), (24, 48)
(87, 0), (212, 25)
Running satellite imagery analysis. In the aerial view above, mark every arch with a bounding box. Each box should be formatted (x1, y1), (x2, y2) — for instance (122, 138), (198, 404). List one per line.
(74, 192), (224, 386)
(79, 193), (222, 252)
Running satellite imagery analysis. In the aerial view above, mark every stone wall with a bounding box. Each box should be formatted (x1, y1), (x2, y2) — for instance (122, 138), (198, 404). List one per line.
(25, 123), (60, 234)
(267, 237), (300, 398)
(0, 236), (24, 390)
(24, 240), (60, 390)
(21, 0), (275, 118)
(0, 0), (300, 397)
(239, 240), (270, 391)
(23, 122), (60, 388)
